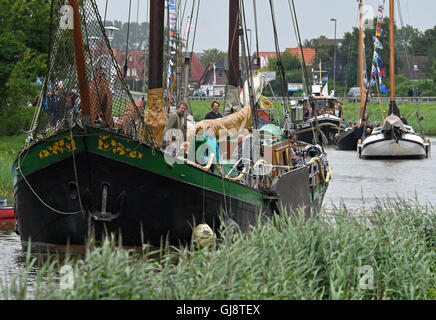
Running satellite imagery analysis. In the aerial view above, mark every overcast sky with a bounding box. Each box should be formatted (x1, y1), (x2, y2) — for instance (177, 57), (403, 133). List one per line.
(95, 0), (436, 52)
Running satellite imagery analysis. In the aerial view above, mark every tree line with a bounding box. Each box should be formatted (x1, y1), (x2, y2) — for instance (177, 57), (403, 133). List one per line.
(265, 18), (436, 97)
(3, 3), (436, 115)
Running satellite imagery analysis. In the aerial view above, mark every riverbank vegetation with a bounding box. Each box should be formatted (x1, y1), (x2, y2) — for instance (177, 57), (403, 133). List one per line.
(0, 135), (26, 202)
(189, 100), (436, 135)
(1, 199), (435, 300)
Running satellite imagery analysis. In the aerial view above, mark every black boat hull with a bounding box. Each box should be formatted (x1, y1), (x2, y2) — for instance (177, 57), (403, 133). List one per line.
(14, 144), (327, 249)
(14, 151), (271, 248)
(296, 117), (346, 145)
(335, 127), (364, 151)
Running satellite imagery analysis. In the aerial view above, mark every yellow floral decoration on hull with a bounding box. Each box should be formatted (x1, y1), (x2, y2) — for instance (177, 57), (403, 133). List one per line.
(98, 135), (143, 159)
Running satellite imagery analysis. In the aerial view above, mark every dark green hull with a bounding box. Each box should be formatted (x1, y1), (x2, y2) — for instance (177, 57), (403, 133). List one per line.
(13, 127), (328, 248)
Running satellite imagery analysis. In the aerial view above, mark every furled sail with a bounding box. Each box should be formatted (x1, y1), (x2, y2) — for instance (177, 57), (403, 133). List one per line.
(187, 105), (253, 142)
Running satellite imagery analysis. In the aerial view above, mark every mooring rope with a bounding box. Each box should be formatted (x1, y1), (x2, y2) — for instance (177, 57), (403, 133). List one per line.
(17, 151), (81, 215)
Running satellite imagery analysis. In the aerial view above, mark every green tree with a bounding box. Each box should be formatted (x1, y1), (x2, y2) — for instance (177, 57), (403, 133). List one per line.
(199, 49), (227, 69)
(396, 25), (422, 53)
(263, 51), (303, 96)
(0, 0), (51, 110)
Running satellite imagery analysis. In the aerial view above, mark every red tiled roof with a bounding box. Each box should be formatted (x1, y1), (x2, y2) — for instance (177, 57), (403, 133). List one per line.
(112, 49), (145, 78)
(286, 48), (316, 66)
(189, 52), (204, 81)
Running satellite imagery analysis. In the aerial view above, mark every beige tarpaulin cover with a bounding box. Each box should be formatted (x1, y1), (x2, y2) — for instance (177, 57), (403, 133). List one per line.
(144, 88), (167, 147)
(381, 114), (406, 132)
(187, 105), (253, 143)
(223, 84), (242, 116)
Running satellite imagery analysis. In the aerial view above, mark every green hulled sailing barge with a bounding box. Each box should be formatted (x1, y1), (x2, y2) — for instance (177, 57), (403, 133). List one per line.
(13, 0), (330, 249)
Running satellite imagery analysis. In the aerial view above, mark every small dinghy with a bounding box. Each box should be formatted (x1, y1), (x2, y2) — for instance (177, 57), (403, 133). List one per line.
(0, 204), (16, 230)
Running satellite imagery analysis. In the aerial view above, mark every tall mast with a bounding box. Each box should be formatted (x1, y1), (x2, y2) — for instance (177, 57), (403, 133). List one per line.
(228, 0), (239, 88)
(144, 0), (166, 147)
(68, 0), (93, 125)
(148, 0), (165, 90)
(359, 0), (365, 123)
(387, 0), (400, 116)
(389, 0), (395, 103)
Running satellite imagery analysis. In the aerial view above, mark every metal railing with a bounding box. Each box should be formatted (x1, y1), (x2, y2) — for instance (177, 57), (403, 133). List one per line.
(346, 96), (436, 104)
(130, 91), (436, 104)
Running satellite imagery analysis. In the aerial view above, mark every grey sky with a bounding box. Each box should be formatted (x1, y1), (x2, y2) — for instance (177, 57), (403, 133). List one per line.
(95, 0), (436, 52)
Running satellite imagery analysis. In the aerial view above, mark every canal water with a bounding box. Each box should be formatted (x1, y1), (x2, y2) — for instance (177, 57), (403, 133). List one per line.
(323, 137), (436, 209)
(0, 138), (435, 294)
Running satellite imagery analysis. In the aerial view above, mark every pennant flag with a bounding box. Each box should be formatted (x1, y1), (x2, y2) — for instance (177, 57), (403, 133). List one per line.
(371, 65), (378, 77)
(380, 81), (388, 94)
(373, 36), (383, 49)
(370, 77), (377, 87)
(376, 26), (383, 37)
(322, 74), (329, 82)
(373, 51), (383, 69)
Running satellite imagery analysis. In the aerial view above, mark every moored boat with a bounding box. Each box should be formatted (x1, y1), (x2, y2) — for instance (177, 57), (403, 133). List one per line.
(0, 206), (15, 230)
(13, 0), (330, 250)
(357, 0), (431, 160)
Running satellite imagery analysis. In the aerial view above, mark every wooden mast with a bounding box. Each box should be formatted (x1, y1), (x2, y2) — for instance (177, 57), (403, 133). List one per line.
(68, 0), (93, 125)
(388, 0), (400, 116)
(148, 0), (165, 90)
(228, 0), (239, 88)
(389, 0), (395, 103)
(359, 0), (365, 123)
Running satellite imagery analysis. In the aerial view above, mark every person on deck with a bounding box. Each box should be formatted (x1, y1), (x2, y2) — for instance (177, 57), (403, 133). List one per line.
(162, 102), (187, 148)
(204, 101), (223, 120)
(400, 115), (408, 125)
(204, 126), (220, 173)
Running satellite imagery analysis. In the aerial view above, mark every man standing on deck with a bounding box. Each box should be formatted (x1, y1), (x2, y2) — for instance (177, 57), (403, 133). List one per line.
(163, 102), (187, 148)
(204, 101), (223, 120)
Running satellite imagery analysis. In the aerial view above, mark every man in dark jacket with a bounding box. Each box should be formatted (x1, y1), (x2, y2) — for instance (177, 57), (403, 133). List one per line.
(204, 101), (223, 119)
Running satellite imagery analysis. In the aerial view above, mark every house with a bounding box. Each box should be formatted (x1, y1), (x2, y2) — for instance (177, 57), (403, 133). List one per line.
(112, 49), (145, 79)
(253, 52), (278, 69)
(252, 49), (317, 69)
(187, 52), (205, 87)
(398, 54), (432, 80)
(285, 48), (317, 67)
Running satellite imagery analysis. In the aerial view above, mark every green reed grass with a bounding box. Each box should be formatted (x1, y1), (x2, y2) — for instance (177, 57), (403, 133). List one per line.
(1, 198), (435, 300)
(0, 135), (26, 202)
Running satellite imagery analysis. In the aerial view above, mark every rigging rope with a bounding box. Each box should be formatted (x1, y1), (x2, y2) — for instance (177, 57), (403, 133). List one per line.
(143, 0), (149, 95)
(287, 0), (323, 147)
(123, 0), (132, 78)
(396, 0), (425, 136)
(240, 0), (259, 128)
(268, 0), (291, 133)
(18, 151), (81, 215)
(252, 0), (260, 63)
(103, 0), (109, 26)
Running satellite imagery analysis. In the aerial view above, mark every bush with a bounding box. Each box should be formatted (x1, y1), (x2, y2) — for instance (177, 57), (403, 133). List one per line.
(0, 105), (35, 136)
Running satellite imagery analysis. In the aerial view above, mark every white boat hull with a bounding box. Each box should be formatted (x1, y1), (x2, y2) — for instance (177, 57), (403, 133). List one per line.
(358, 133), (429, 159)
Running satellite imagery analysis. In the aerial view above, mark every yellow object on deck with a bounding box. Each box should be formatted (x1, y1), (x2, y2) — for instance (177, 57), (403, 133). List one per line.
(187, 105), (253, 143)
(143, 88), (167, 147)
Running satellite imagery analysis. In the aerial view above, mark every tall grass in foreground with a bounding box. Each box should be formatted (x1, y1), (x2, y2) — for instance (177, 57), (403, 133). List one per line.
(1, 199), (435, 300)
(0, 135), (26, 202)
